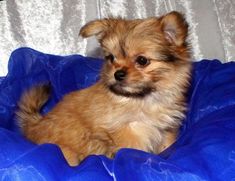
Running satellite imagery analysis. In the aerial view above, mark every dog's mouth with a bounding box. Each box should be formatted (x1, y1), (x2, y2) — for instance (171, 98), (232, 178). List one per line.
(108, 83), (154, 98)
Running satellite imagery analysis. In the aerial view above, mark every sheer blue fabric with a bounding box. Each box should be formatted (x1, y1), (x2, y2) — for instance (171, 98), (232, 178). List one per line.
(0, 48), (235, 180)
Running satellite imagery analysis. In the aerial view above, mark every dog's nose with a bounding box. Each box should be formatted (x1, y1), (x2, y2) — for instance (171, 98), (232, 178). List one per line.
(114, 70), (127, 81)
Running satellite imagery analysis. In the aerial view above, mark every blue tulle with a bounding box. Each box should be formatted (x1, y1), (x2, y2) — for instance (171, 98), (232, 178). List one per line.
(0, 47), (235, 180)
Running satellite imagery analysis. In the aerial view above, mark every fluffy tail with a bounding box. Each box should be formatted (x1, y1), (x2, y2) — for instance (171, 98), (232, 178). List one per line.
(16, 84), (51, 132)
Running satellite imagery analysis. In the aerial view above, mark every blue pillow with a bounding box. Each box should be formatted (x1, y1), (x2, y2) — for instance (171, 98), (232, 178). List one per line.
(0, 47), (235, 180)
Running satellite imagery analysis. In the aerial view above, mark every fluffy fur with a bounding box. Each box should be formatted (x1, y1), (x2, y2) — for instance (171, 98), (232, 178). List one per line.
(16, 11), (192, 166)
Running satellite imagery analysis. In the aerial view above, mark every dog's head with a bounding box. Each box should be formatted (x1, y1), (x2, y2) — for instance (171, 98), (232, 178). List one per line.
(80, 11), (191, 98)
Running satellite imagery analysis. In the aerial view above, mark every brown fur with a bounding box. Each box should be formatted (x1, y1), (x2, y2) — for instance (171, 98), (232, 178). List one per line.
(16, 11), (192, 166)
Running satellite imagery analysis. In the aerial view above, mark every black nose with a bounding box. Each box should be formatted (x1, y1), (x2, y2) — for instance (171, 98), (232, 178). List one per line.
(114, 70), (127, 81)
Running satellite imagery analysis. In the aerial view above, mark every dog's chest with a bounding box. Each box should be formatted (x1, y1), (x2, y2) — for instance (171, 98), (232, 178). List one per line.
(98, 95), (180, 152)
(128, 110), (163, 151)
(105, 104), (165, 152)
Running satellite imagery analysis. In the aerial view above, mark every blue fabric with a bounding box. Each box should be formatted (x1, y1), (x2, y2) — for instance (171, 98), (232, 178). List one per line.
(0, 47), (235, 180)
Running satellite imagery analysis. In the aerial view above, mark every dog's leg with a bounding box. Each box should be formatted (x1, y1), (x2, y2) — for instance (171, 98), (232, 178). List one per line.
(85, 130), (115, 157)
(60, 145), (79, 166)
(158, 130), (178, 152)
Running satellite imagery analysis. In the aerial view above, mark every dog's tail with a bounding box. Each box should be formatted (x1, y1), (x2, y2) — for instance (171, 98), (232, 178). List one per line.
(16, 84), (51, 133)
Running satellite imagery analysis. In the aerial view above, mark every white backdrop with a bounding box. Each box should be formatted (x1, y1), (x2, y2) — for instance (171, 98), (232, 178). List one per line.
(0, 0), (235, 76)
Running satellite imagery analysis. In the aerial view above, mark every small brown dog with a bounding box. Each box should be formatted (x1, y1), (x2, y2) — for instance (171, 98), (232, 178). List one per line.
(16, 11), (191, 166)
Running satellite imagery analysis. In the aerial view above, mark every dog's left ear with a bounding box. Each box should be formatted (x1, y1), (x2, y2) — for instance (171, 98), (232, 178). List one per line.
(160, 11), (188, 46)
(79, 19), (108, 39)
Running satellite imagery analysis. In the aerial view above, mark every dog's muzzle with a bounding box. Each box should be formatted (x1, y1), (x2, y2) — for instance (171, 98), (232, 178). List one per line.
(114, 70), (127, 81)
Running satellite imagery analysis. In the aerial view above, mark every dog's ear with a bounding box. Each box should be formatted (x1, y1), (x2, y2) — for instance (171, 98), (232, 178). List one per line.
(160, 11), (188, 46)
(79, 19), (107, 39)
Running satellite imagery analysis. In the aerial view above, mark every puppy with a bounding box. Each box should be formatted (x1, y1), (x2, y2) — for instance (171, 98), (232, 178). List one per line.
(16, 11), (191, 166)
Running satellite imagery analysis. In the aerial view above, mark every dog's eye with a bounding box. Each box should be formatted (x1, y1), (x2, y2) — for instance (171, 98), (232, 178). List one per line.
(105, 54), (115, 63)
(136, 56), (150, 67)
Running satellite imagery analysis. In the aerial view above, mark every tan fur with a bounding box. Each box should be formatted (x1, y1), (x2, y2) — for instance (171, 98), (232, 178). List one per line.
(16, 11), (192, 166)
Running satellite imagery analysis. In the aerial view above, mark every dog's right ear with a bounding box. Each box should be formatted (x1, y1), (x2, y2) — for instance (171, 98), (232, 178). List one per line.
(160, 11), (188, 47)
(79, 19), (107, 39)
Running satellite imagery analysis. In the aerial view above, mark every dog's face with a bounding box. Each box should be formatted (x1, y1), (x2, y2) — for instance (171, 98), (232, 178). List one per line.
(80, 11), (191, 98)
